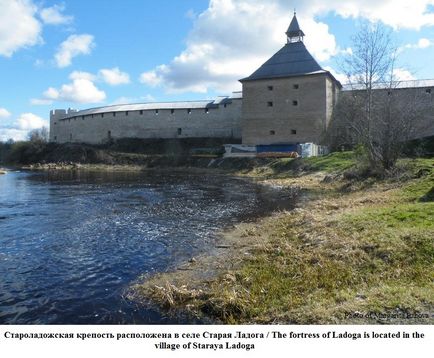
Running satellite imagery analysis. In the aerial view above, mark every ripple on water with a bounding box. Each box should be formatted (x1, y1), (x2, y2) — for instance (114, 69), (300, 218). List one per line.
(0, 170), (298, 324)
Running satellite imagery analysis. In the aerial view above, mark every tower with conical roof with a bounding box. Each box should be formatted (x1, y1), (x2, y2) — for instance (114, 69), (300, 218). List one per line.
(240, 12), (341, 146)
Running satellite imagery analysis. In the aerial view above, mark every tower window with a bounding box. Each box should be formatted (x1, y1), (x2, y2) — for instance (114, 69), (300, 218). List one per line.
(177, 128), (182, 135)
(293, 84), (299, 89)
(70, 133), (72, 141)
(125, 111), (128, 116)
(292, 100), (298, 106)
(113, 112), (116, 117)
(140, 110), (143, 115)
(187, 108), (191, 114)
(267, 101), (273, 107)
(268, 85), (274, 91)
(205, 108), (209, 113)
(426, 89), (432, 94)
(82, 116), (85, 120)
(223, 103), (227, 108)
(291, 129), (297, 135)
(101, 113), (104, 118)
(54, 136), (57, 141)
(108, 130), (111, 139)
(171, 109), (175, 114)
(155, 109), (159, 115)
(270, 130), (275, 135)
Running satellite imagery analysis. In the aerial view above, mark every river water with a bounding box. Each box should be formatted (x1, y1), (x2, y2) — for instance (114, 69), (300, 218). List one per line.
(0, 169), (296, 324)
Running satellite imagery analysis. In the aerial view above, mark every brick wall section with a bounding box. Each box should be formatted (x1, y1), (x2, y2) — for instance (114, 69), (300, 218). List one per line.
(50, 99), (242, 144)
(241, 73), (333, 145)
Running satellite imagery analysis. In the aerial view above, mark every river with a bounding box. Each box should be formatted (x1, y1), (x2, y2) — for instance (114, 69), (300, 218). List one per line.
(0, 169), (296, 324)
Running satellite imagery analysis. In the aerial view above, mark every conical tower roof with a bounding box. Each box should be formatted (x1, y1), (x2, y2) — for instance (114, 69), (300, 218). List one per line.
(286, 12), (305, 38)
(240, 41), (324, 81)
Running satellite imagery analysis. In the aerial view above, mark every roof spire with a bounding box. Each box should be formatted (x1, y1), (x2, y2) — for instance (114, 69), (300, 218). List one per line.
(286, 12), (305, 43)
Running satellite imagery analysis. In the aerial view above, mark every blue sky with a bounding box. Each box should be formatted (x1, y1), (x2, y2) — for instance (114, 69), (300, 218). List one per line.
(1, 0), (434, 141)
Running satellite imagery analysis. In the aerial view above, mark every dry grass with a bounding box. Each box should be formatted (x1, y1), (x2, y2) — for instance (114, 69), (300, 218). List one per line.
(130, 155), (434, 324)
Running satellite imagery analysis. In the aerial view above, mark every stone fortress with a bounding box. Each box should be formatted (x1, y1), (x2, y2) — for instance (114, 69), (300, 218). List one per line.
(49, 14), (434, 148)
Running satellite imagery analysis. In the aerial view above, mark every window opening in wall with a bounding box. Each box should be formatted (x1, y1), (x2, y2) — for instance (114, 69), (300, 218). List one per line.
(54, 136), (57, 141)
(171, 109), (175, 114)
(140, 110), (143, 115)
(113, 112), (116, 117)
(293, 84), (299, 89)
(387, 91), (392, 96)
(187, 108), (191, 114)
(54, 122), (57, 125)
(291, 129), (297, 134)
(155, 109), (159, 115)
(224, 103), (227, 108)
(177, 128), (182, 135)
(267, 101), (273, 107)
(270, 130), (275, 135)
(292, 100), (298, 106)
(268, 85), (273, 91)
(108, 130), (112, 139)
(426, 88), (432, 94)
(101, 113), (104, 118)
(91, 114), (94, 118)
(69, 133), (72, 141)
(205, 108), (209, 113)
(82, 116), (85, 120)
(125, 111), (129, 116)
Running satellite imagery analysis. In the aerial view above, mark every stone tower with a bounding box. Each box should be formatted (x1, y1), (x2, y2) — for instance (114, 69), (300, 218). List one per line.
(240, 13), (341, 146)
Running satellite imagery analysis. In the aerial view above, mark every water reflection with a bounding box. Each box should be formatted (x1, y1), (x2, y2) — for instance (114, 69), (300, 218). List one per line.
(0, 169), (297, 324)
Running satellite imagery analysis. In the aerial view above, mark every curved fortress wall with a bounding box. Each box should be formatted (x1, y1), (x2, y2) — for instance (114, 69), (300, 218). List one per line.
(49, 93), (242, 144)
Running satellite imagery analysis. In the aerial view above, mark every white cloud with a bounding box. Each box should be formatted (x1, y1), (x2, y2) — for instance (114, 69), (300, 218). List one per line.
(16, 112), (48, 130)
(393, 68), (416, 81)
(69, 70), (97, 81)
(0, 112), (48, 141)
(99, 67), (130, 85)
(0, 128), (28, 142)
(39, 4), (73, 25)
(0, 0), (42, 57)
(54, 34), (95, 67)
(110, 95), (156, 105)
(404, 37), (434, 50)
(30, 98), (53, 105)
(42, 77), (106, 104)
(139, 0), (434, 94)
(0, 107), (11, 118)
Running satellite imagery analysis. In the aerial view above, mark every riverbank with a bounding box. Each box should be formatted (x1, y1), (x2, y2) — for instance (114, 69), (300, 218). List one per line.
(130, 154), (434, 324)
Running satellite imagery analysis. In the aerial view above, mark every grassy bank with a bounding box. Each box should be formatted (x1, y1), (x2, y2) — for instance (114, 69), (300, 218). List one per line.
(131, 153), (434, 324)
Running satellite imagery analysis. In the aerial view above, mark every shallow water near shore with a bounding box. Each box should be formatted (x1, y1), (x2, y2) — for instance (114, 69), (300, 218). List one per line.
(0, 169), (297, 324)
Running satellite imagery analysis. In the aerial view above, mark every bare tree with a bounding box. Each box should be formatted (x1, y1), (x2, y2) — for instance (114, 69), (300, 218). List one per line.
(330, 22), (426, 170)
(28, 126), (49, 143)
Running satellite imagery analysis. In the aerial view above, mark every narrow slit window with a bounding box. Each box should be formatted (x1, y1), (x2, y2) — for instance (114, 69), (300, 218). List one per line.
(82, 116), (85, 120)
(205, 108), (209, 114)
(101, 113), (104, 118)
(426, 89), (432, 94)
(268, 85), (273, 91)
(187, 109), (191, 114)
(155, 109), (159, 115)
(293, 84), (299, 89)
(270, 130), (275, 135)
(140, 110), (143, 115)
(113, 112), (116, 117)
(171, 109), (175, 114)
(291, 129), (297, 135)
(177, 128), (182, 135)
(125, 111), (129, 116)
(267, 101), (273, 107)
(292, 100), (298, 106)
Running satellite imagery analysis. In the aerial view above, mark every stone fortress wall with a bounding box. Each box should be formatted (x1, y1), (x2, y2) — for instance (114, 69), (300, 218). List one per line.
(49, 93), (242, 144)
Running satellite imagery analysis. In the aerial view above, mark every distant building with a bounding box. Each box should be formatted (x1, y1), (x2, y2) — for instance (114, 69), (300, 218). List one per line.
(49, 13), (434, 147)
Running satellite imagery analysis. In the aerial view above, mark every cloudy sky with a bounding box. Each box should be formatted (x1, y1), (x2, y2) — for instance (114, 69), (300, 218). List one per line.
(1, 0), (434, 141)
